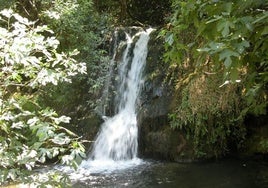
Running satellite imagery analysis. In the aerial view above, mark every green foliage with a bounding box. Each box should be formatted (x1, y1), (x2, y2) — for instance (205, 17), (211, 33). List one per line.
(161, 0), (267, 157)
(162, 0), (267, 115)
(40, 0), (96, 51)
(36, 0), (111, 113)
(0, 0), (15, 9)
(3, 0), (110, 115)
(92, 0), (122, 21)
(169, 73), (246, 157)
(0, 9), (86, 186)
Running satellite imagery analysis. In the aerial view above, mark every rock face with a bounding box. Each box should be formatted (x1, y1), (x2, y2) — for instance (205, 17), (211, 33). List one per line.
(137, 31), (195, 162)
(243, 114), (268, 156)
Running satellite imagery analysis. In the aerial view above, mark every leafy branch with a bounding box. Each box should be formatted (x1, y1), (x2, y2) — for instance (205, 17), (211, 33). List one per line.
(0, 9), (87, 186)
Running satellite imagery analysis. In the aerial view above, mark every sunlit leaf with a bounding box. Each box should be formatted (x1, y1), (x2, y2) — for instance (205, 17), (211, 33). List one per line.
(0, 9), (13, 18)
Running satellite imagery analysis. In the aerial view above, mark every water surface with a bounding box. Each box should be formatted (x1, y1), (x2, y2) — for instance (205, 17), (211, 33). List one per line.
(72, 158), (268, 188)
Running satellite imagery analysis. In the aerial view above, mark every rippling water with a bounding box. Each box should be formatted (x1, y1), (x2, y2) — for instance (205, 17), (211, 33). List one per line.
(69, 158), (268, 188)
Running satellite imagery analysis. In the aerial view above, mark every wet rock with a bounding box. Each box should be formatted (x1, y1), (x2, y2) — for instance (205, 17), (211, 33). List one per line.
(138, 115), (195, 162)
(243, 114), (268, 156)
(137, 31), (195, 162)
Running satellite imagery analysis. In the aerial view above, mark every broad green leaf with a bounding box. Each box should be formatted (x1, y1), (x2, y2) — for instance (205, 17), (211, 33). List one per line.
(233, 40), (250, 54)
(239, 16), (255, 32)
(224, 56), (232, 68)
(208, 42), (226, 53)
(165, 33), (174, 46)
(219, 49), (240, 68)
(217, 19), (234, 37)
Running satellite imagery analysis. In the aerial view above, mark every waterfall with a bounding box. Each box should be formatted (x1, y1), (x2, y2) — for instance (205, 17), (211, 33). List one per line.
(90, 28), (153, 161)
(58, 27), (154, 177)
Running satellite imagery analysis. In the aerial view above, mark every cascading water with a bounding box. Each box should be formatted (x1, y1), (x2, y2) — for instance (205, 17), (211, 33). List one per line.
(73, 28), (154, 175)
(90, 28), (153, 161)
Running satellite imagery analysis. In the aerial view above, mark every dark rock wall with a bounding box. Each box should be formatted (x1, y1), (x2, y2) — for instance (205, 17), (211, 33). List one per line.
(137, 31), (195, 162)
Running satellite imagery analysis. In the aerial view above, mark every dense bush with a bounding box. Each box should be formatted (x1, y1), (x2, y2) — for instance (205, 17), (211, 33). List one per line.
(38, 0), (110, 116)
(161, 0), (267, 156)
(0, 9), (86, 186)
